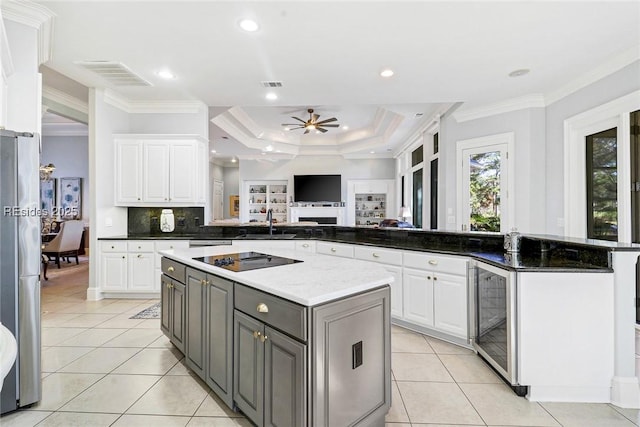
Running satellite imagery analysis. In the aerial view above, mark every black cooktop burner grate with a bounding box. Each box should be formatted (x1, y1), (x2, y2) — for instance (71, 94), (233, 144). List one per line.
(194, 251), (302, 272)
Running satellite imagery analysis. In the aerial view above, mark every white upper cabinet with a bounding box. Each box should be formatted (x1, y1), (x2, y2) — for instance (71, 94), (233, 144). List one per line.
(114, 135), (206, 206)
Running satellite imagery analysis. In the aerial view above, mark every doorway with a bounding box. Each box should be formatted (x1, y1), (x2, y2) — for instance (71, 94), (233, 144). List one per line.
(213, 179), (224, 220)
(457, 133), (514, 233)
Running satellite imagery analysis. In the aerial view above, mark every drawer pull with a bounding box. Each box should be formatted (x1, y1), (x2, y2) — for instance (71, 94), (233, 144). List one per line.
(253, 331), (261, 339)
(257, 303), (269, 313)
(260, 334), (268, 343)
(372, 253), (380, 258)
(331, 248), (337, 252)
(302, 243), (309, 248)
(168, 266), (175, 273)
(170, 246), (173, 249)
(201, 279), (206, 286)
(137, 254), (142, 258)
(434, 277), (438, 281)
(138, 246), (141, 249)
(427, 276), (431, 280)
(166, 282), (173, 289)
(428, 260), (438, 265)
(122, 256), (125, 259)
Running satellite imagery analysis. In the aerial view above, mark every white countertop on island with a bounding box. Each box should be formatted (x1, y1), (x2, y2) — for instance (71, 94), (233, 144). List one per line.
(159, 243), (394, 306)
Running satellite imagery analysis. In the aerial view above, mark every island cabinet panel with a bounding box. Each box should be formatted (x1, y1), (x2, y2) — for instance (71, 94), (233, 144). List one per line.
(159, 275), (185, 354)
(186, 269), (207, 378)
(234, 310), (264, 426)
(184, 268), (235, 408)
(311, 286), (391, 427)
(264, 326), (306, 427)
(205, 275), (234, 408)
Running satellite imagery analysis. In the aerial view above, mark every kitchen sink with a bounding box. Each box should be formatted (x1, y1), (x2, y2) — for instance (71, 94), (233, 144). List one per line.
(235, 233), (298, 240)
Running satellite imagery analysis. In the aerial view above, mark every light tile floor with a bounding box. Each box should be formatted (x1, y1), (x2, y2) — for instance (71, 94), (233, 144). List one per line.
(1, 263), (639, 427)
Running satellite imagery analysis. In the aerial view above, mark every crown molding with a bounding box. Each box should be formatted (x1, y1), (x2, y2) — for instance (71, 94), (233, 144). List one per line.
(545, 46), (640, 106)
(453, 94), (545, 123)
(393, 103), (453, 157)
(42, 85), (88, 114)
(103, 88), (206, 114)
(41, 122), (88, 137)
(1, 0), (55, 65)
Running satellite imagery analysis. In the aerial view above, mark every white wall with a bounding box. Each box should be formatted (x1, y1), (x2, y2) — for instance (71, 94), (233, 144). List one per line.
(544, 60), (640, 236)
(240, 156), (395, 196)
(41, 135), (90, 222)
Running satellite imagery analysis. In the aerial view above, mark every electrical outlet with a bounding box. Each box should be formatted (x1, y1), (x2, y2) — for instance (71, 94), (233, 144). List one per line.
(177, 217), (186, 227)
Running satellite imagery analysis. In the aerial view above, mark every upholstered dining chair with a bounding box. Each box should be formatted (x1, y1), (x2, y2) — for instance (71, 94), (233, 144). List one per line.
(42, 220), (84, 268)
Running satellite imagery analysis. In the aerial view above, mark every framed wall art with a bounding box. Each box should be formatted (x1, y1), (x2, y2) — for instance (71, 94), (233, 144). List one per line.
(59, 177), (82, 219)
(230, 195), (239, 217)
(40, 178), (56, 217)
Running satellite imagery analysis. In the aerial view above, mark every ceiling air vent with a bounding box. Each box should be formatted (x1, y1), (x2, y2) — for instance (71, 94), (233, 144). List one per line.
(75, 61), (152, 87)
(260, 81), (283, 88)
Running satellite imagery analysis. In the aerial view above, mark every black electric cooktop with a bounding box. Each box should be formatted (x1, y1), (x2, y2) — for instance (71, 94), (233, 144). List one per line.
(194, 251), (302, 272)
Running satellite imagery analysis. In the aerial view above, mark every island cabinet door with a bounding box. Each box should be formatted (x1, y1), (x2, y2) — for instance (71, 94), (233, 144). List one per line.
(160, 275), (172, 337)
(264, 326), (306, 427)
(206, 275), (234, 409)
(171, 281), (186, 354)
(186, 268), (207, 379)
(234, 310), (264, 426)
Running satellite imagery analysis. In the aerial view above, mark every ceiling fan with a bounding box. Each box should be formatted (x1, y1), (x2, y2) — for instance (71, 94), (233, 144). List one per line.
(281, 108), (340, 134)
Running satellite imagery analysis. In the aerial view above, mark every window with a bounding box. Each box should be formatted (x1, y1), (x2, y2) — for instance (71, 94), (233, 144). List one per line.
(411, 145), (423, 167)
(412, 168), (423, 228)
(430, 158), (438, 229)
(586, 128), (618, 241)
(631, 110), (639, 243)
(433, 132), (439, 154)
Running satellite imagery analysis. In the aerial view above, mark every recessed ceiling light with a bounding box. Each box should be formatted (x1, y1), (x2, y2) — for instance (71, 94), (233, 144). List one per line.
(265, 92), (278, 101)
(370, 151), (375, 154)
(156, 69), (175, 79)
(211, 150), (216, 153)
(231, 157), (237, 163)
(239, 19), (259, 32)
(265, 145), (274, 152)
(342, 125), (349, 130)
(508, 68), (530, 77)
(380, 69), (394, 78)
(276, 150), (281, 153)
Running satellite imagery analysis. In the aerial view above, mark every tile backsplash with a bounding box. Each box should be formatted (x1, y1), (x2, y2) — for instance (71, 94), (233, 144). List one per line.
(128, 207), (204, 236)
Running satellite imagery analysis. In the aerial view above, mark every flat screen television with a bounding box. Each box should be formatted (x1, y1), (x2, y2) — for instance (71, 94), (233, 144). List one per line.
(294, 174), (341, 202)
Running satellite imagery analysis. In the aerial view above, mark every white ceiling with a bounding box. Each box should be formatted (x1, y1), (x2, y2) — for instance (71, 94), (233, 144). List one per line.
(34, 1), (640, 160)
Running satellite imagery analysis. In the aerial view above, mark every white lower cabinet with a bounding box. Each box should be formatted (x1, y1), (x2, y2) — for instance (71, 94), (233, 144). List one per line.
(354, 246), (403, 318)
(401, 252), (468, 339)
(99, 239), (188, 295)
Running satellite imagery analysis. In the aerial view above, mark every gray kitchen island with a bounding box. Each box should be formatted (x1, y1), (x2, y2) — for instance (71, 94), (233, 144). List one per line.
(159, 243), (393, 427)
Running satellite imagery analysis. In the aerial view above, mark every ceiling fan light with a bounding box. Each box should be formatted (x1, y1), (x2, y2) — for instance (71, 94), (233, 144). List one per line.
(305, 124), (316, 130)
(380, 69), (394, 78)
(239, 19), (259, 32)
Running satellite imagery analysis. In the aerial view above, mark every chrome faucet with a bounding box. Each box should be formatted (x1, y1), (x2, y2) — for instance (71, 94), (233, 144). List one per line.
(266, 208), (274, 236)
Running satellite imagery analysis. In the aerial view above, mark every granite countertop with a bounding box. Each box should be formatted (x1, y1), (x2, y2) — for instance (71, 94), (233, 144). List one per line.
(98, 235), (226, 240)
(470, 252), (613, 273)
(161, 244), (393, 306)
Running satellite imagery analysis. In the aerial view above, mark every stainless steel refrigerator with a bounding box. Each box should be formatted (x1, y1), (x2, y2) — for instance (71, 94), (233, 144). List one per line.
(0, 129), (41, 414)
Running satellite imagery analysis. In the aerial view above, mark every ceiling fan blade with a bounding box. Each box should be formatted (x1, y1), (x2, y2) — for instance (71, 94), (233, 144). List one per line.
(319, 124), (340, 128)
(315, 117), (338, 125)
(291, 116), (306, 123)
(281, 123), (303, 126)
(318, 127), (328, 133)
(303, 129), (310, 135)
(312, 113), (320, 122)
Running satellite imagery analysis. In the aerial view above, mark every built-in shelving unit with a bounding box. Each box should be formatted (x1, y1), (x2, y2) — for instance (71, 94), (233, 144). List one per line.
(355, 193), (386, 226)
(245, 181), (288, 223)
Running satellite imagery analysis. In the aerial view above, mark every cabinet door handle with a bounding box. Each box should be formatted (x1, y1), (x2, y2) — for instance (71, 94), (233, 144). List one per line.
(138, 246), (141, 249)
(137, 254), (142, 258)
(433, 276), (438, 281)
(122, 256), (125, 259)
(427, 276), (431, 280)
(302, 243), (309, 248)
(260, 334), (268, 343)
(428, 260), (438, 265)
(137, 198), (140, 201)
(166, 282), (173, 289)
(253, 331), (261, 339)
(372, 253), (380, 258)
(331, 248), (337, 252)
(257, 303), (269, 313)
(168, 266), (175, 272)
(200, 279), (206, 286)
(111, 245), (115, 249)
